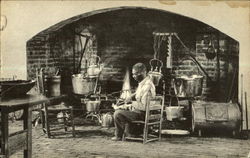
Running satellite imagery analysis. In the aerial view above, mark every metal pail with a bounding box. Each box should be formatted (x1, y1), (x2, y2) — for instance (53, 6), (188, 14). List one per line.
(174, 75), (203, 98)
(46, 75), (61, 97)
(72, 74), (95, 95)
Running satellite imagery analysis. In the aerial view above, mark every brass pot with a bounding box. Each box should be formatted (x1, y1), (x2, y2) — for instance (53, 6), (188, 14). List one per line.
(99, 112), (114, 127)
(148, 58), (163, 86)
(87, 55), (103, 77)
(85, 100), (100, 112)
(173, 75), (204, 98)
(71, 74), (95, 95)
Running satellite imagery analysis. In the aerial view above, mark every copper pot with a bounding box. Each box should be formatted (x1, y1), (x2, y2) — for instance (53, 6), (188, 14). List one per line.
(99, 112), (114, 127)
(85, 100), (100, 112)
(87, 55), (103, 77)
(173, 75), (204, 98)
(148, 58), (163, 86)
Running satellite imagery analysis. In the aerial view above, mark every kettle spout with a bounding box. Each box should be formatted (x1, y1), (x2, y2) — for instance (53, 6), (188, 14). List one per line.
(98, 115), (102, 124)
(100, 64), (104, 71)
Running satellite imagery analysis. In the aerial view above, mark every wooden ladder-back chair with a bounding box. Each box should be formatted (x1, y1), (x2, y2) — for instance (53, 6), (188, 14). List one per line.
(36, 68), (75, 138)
(123, 93), (165, 144)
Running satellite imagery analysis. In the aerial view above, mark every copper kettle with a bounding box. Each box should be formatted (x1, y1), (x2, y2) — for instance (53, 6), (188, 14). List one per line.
(147, 58), (163, 86)
(99, 112), (114, 127)
(87, 55), (103, 78)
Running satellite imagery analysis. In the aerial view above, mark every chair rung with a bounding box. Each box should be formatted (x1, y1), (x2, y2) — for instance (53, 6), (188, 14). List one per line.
(149, 114), (161, 120)
(131, 121), (145, 124)
(145, 138), (159, 143)
(148, 134), (158, 138)
(124, 137), (143, 141)
(131, 121), (161, 125)
(149, 106), (162, 110)
(148, 121), (161, 125)
(47, 108), (71, 111)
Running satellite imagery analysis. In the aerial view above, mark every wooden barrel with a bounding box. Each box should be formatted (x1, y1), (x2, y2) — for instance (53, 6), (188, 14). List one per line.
(192, 101), (241, 134)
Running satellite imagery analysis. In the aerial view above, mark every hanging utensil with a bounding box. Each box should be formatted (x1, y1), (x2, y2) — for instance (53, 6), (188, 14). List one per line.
(87, 54), (103, 78)
(148, 58), (163, 86)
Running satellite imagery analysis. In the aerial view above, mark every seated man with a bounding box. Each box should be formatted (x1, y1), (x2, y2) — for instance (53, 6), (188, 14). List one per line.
(112, 63), (156, 141)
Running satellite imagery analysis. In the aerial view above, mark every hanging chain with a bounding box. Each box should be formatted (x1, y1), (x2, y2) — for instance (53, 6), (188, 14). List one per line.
(153, 35), (158, 59)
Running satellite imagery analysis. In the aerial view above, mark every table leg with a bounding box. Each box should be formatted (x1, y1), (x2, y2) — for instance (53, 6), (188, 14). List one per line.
(44, 103), (51, 138)
(1, 108), (9, 157)
(23, 106), (32, 158)
(71, 107), (76, 137)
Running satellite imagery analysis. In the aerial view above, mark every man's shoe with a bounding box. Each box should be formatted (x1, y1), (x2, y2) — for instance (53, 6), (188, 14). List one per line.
(111, 136), (122, 141)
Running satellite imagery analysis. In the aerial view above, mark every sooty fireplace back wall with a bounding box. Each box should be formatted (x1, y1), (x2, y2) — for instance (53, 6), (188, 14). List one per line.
(26, 7), (239, 102)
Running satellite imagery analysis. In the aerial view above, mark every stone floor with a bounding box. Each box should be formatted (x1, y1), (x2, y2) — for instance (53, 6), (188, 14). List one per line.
(8, 118), (250, 158)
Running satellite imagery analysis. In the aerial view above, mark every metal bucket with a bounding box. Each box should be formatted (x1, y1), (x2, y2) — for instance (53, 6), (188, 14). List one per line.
(166, 106), (184, 121)
(72, 74), (95, 95)
(46, 75), (61, 97)
(173, 75), (203, 98)
(148, 71), (163, 87)
(85, 100), (101, 112)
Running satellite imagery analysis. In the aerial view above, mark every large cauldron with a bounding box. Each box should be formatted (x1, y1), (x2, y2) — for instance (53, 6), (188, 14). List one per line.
(173, 75), (203, 98)
(72, 74), (96, 95)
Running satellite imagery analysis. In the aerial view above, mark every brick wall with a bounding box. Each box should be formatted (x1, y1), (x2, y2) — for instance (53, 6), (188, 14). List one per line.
(27, 35), (49, 79)
(27, 26), (97, 78)
(172, 33), (239, 101)
(26, 10), (239, 101)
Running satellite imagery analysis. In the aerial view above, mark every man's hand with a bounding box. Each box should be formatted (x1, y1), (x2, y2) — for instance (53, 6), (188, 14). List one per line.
(112, 104), (132, 110)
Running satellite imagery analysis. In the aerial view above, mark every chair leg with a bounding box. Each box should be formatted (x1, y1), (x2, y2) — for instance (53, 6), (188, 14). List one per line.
(70, 108), (75, 137)
(122, 133), (125, 141)
(44, 104), (51, 138)
(40, 110), (46, 133)
(39, 107), (45, 128)
(143, 123), (148, 144)
(159, 120), (162, 141)
(63, 112), (68, 132)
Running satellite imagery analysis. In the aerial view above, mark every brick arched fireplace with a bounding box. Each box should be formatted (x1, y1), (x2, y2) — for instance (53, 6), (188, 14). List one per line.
(26, 7), (239, 102)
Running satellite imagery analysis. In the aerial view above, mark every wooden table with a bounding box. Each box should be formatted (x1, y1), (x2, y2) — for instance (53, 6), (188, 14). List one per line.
(0, 94), (49, 158)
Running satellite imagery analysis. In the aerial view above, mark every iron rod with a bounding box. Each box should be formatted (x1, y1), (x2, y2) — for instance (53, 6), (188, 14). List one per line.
(245, 92), (248, 131)
(77, 37), (89, 73)
(241, 74), (243, 130)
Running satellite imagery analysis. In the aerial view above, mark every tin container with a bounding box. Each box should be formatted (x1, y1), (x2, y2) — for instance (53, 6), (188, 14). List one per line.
(173, 75), (204, 98)
(72, 74), (95, 95)
(46, 75), (61, 97)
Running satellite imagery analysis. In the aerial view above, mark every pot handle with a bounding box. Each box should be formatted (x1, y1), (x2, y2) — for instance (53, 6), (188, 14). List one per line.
(149, 58), (163, 72)
(90, 54), (101, 67)
(171, 78), (181, 107)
